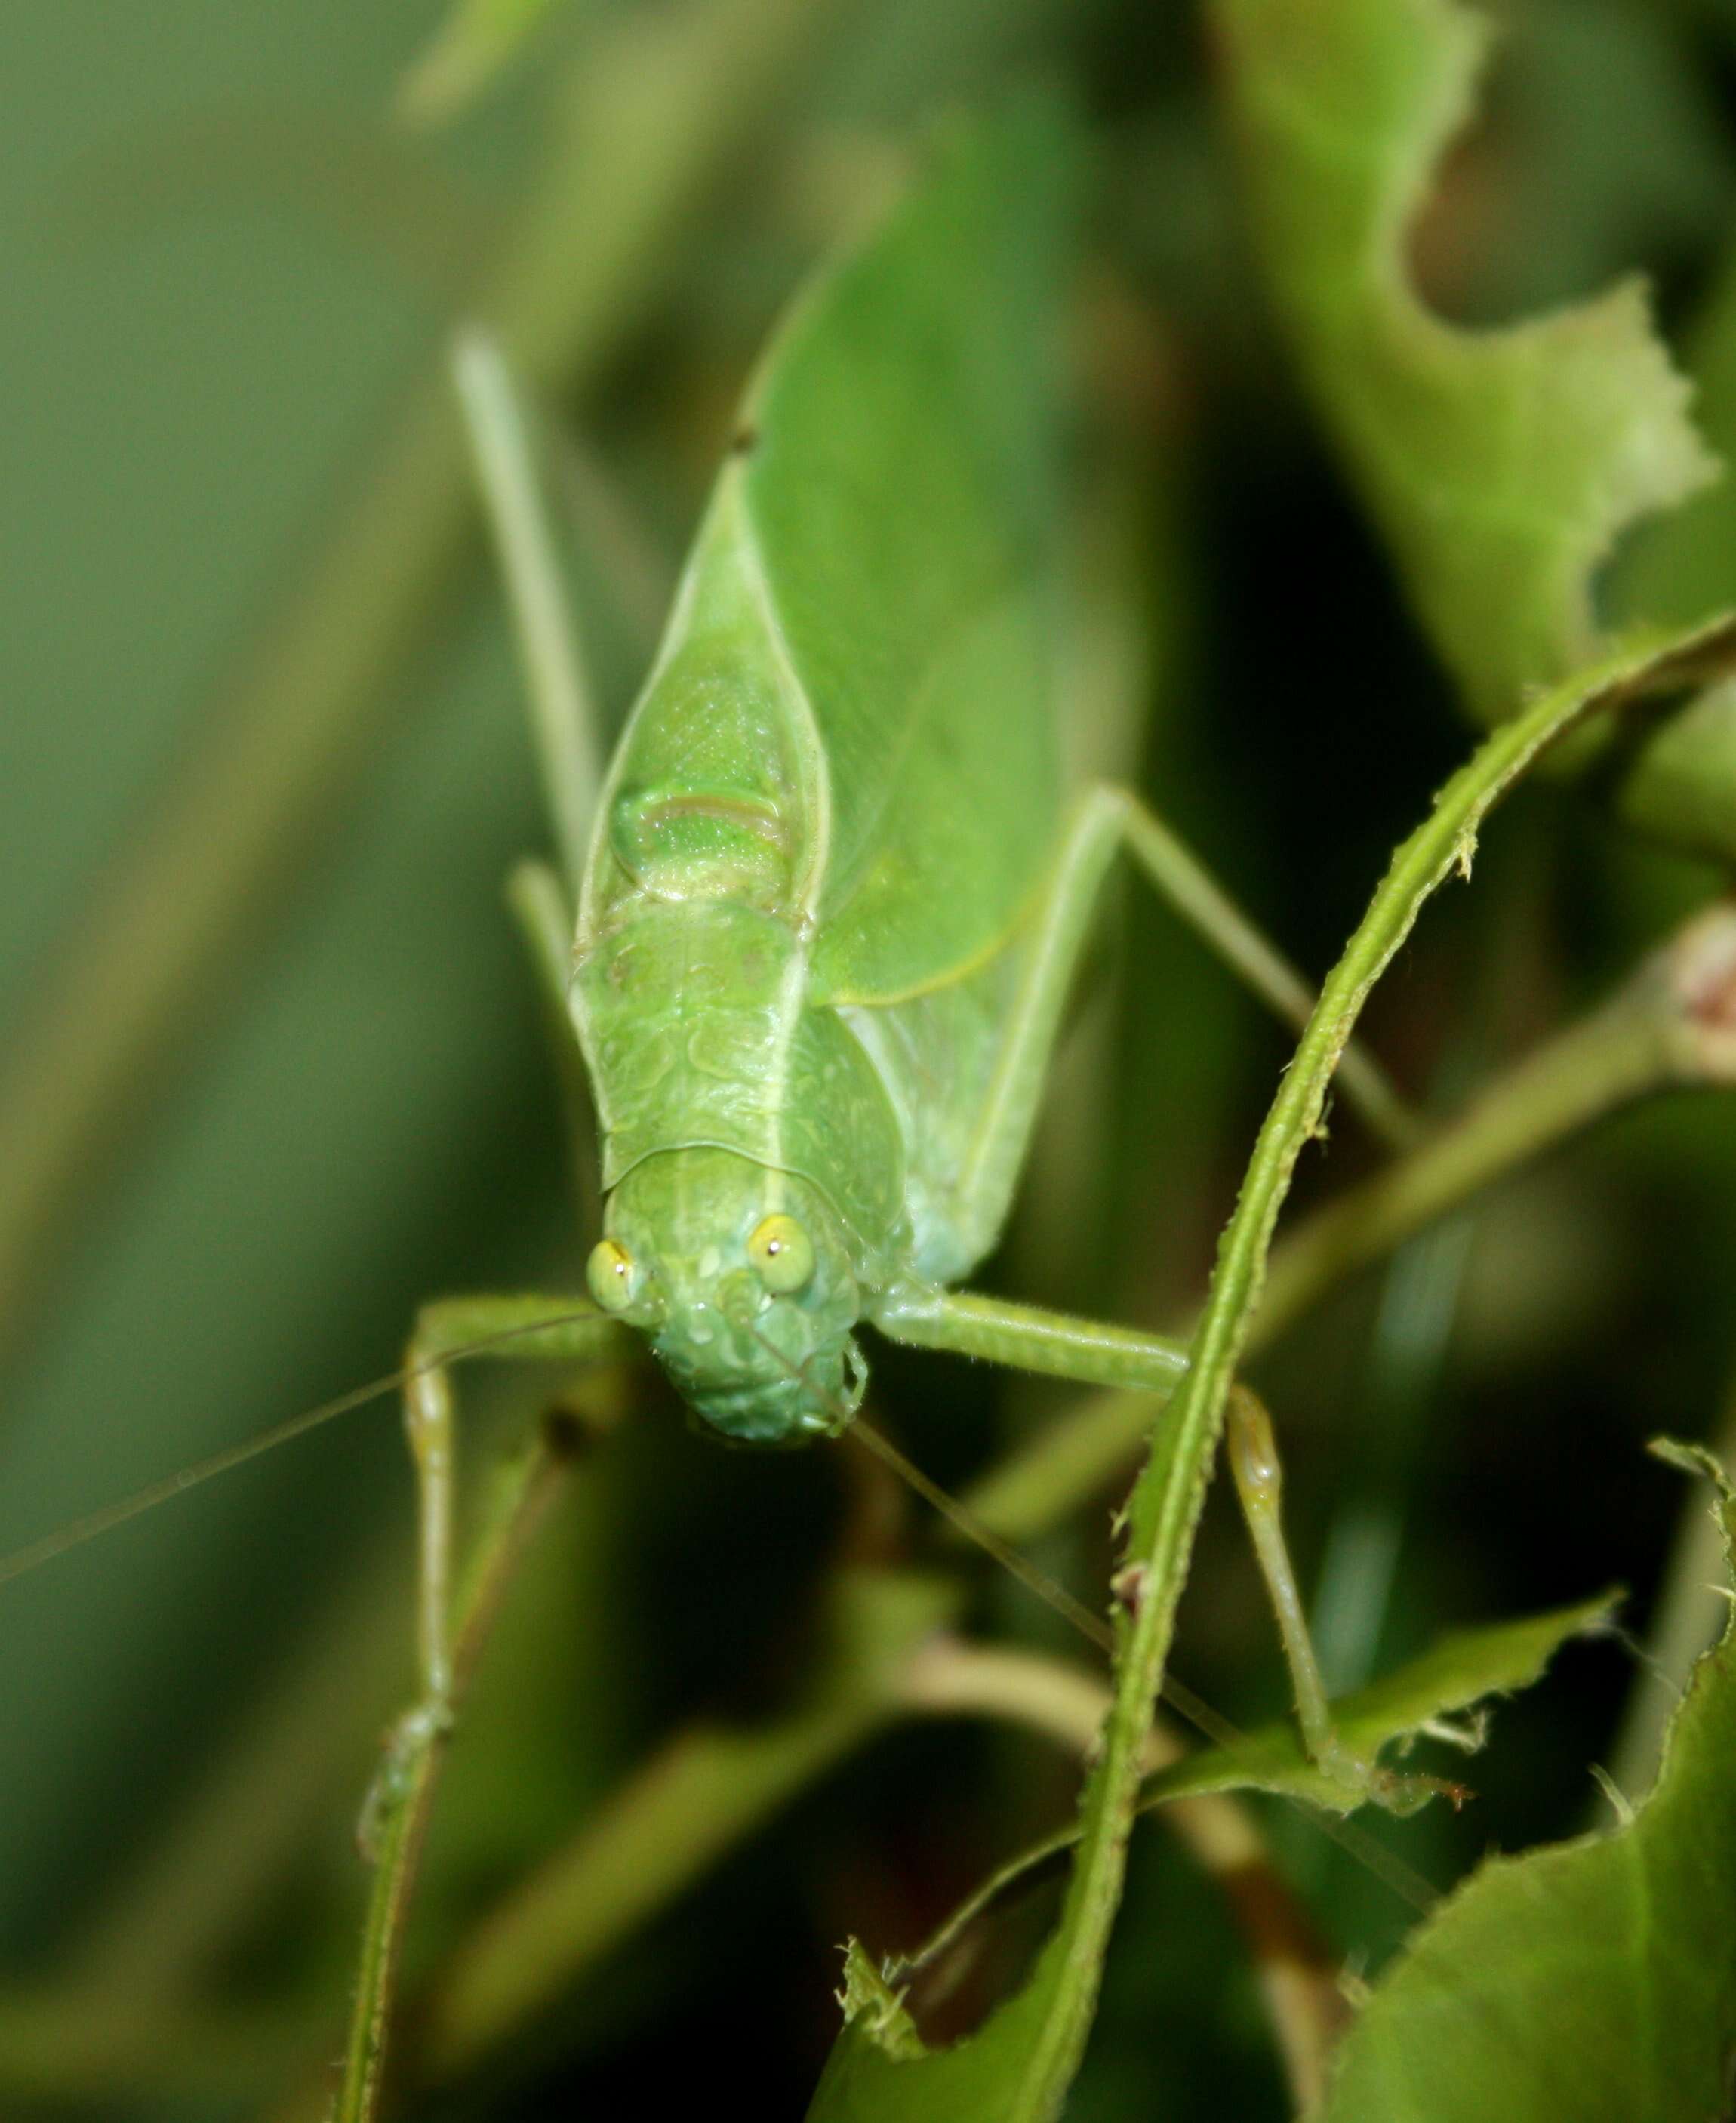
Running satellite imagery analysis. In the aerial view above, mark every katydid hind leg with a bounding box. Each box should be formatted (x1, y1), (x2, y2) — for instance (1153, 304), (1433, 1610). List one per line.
(947, 786), (1408, 1271)
(454, 329), (605, 900)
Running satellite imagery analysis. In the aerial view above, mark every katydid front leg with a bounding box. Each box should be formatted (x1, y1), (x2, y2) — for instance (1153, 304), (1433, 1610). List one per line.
(363, 1295), (626, 1853)
(872, 1286), (1417, 1809)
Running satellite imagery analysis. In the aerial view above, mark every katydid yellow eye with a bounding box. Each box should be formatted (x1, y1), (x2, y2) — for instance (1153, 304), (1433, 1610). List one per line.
(587, 1238), (639, 1313)
(747, 1214), (814, 1294)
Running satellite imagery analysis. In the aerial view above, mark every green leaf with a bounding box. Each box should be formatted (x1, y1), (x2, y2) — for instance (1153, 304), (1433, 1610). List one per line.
(1211, 0), (1719, 724)
(856, 1591), (1620, 2004)
(808, 1927), (1079, 2123)
(1608, 251), (1736, 858)
(1140, 1589), (1618, 1810)
(1319, 1448), (1736, 2123)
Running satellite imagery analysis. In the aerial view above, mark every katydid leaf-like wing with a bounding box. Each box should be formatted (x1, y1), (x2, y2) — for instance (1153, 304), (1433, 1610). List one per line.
(740, 100), (1075, 1004)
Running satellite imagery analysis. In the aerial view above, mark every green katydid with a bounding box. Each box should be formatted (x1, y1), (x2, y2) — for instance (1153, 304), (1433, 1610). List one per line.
(2, 104), (1629, 2120)
(396, 103), (1411, 1798)
(0, 105), (1405, 1835)
(4, 89), (1728, 2123)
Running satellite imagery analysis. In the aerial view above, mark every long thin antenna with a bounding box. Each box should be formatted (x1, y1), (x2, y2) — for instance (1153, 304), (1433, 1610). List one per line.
(851, 1416), (1113, 1653)
(0, 1306), (602, 1588)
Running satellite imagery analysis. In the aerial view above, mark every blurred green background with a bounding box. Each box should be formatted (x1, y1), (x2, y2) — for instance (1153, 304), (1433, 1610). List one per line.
(4, 1), (1736, 2115)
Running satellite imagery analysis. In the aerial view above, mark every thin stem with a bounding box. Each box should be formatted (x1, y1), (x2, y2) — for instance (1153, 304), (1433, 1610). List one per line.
(996, 619), (1736, 2118)
(896, 1638), (1347, 2113)
(334, 1416), (581, 2123)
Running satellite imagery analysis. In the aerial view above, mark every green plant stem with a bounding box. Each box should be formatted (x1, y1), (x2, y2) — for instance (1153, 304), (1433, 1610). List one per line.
(0, 0), (830, 1382)
(993, 619), (1736, 2119)
(965, 892), (1736, 1548)
(334, 1417), (580, 2123)
(897, 1639), (1347, 2113)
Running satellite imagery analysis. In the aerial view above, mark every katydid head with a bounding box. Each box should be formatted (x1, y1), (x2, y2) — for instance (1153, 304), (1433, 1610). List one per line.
(586, 1148), (865, 1447)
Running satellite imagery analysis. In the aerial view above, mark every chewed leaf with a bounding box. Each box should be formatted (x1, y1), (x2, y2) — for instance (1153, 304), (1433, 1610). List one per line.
(810, 1925), (1091, 2123)
(1319, 1453), (1736, 2121)
(834, 1943), (926, 2066)
(1140, 1590), (1618, 1810)
(1211, 0), (1719, 721)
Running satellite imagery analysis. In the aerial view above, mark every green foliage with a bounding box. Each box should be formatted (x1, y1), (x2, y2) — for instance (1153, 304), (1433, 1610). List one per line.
(811, 618), (1736, 2120)
(1320, 1450), (1736, 2122)
(830, 1589), (1622, 2012)
(1139, 1589), (1618, 1810)
(1211, 0), (1736, 856)
(7, 6), (1736, 2120)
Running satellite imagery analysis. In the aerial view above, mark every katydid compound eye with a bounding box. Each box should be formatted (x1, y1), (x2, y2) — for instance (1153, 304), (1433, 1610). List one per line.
(587, 1238), (639, 1313)
(746, 1214), (814, 1294)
